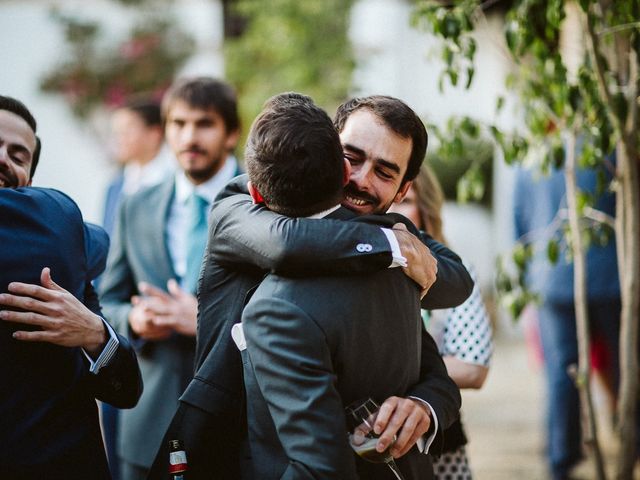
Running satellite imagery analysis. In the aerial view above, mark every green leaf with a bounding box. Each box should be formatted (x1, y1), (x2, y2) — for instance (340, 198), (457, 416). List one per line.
(547, 238), (560, 264)
(443, 15), (461, 39)
(465, 66), (475, 89)
(447, 68), (459, 86)
(512, 243), (531, 270)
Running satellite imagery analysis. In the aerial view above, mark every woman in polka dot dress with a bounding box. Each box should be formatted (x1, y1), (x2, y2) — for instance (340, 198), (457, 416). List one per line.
(390, 166), (493, 480)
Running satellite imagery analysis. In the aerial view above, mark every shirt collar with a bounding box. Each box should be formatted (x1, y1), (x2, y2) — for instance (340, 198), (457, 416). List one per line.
(174, 155), (238, 205)
(307, 204), (341, 219)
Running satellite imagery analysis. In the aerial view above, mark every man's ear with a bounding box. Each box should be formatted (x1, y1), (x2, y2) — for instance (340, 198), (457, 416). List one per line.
(343, 158), (351, 186)
(225, 129), (241, 151)
(393, 180), (413, 204)
(247, 181), (264, 204)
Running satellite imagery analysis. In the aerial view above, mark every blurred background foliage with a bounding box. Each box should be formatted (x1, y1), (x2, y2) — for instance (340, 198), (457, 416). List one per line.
(224, 0), (355, 153)
(427, 117), (494, 206)
(39, 1), (193, 119)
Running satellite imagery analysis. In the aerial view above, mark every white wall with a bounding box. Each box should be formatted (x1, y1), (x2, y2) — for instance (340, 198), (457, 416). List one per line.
(0, 0), (224, 223)
(349, 0), (521, 303)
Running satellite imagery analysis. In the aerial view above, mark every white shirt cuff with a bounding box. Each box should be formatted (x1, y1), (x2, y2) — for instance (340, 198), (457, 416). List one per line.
(82, 318), (119, 375)
(381, 228), (407, 268)
(408, 396), (439, 454)
(231, 322), (247, 351)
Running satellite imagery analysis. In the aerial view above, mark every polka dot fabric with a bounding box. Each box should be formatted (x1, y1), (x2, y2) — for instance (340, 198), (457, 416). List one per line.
(428, 265), (492, 366)
(427, 265), (493, 480)
(434, 447), (473, 480)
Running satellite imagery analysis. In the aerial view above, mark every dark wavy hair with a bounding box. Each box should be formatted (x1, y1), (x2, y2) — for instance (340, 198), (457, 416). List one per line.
(162, 77), (239, 134)
(246, 92), (344, 217)
(334, 95), (427, 184)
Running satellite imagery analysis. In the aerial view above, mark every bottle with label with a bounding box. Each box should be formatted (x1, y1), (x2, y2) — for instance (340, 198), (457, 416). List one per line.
(168, 439), (188, 480)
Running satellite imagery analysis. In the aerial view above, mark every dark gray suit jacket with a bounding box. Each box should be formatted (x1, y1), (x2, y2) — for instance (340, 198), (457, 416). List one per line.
(240, 208), (457, 479)
(148, 177), (467, 479)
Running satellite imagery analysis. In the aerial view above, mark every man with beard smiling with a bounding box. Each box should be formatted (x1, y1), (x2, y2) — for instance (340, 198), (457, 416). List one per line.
(156, 94), (472, 478)
(98, 77), (242, 480)
(0, 95), (142, 478)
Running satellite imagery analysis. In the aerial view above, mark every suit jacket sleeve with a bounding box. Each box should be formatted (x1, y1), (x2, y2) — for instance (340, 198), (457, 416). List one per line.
(210, 194), (393, 275)
(419, 232), (474, 310)
(243, 295), (359, 479)
(98, 198), (137, 340)
(79, 214), (143, 407)
(406, 327), (461, 453)
(84, 331), (143, 408)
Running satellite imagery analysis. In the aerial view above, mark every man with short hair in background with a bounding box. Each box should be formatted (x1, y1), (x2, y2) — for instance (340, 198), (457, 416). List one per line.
(98, 77), (241, 480)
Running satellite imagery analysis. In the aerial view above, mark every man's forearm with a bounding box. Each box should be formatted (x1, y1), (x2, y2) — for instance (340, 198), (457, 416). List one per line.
(210, 195), (393, 275)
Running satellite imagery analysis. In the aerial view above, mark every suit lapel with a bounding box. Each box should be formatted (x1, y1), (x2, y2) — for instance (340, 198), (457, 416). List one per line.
(151, 178), (178, 280)
(325, 206), (356, 221)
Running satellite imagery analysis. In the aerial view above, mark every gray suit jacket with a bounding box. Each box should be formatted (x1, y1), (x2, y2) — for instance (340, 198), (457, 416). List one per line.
(148, 180), (465, 479)
(242, 227), (454, 479)
(99, 177), (196, 468)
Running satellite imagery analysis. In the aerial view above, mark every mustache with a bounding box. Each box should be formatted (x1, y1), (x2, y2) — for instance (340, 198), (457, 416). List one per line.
(344, 183), (378, 204)
(0, 168), (17, 187)
(180, 146), (207, 155)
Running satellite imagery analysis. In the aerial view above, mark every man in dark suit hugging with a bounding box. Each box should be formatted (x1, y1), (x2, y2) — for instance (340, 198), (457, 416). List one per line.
(235, 93), (459, 479)
(0, 95), (142, 479)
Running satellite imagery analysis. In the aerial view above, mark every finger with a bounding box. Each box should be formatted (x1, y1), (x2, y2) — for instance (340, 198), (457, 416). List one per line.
(167, 279), (185, 298)
(5, 281), (58, 302)
(374, 397), (398, 435)
(0, 309), (49, 327)
(150, 315), (177, 329)
(377, 400), (413, 452)
(131, 295), (141, 305)
(392, 222), (408, 231)
(142, 298), (173, 315)
(0, 294), (49, 316)
(391, 409), (421, 456)
(393, 414), (430, 457)
(12, 330), (56, 343)
(138, 282), (170, 300)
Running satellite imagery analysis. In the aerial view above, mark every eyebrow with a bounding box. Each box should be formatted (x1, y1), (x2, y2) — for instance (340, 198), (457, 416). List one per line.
(343, 142), (401, 175)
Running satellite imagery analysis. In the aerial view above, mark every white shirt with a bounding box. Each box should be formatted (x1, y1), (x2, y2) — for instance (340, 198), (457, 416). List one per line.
(166, 156), (238, 288)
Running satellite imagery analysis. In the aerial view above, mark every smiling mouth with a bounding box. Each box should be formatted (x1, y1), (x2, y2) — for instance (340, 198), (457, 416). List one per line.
(345, 195), (371, 207)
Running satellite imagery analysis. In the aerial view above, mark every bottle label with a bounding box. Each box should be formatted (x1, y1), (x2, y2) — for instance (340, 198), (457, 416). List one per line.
(169, 450), (188, 473)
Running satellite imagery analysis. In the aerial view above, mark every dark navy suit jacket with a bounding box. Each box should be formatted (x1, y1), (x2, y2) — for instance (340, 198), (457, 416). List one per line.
(0, 187), (142, 479)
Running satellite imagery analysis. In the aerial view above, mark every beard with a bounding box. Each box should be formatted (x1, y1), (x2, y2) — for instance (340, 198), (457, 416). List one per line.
(343, 182), (396, 215)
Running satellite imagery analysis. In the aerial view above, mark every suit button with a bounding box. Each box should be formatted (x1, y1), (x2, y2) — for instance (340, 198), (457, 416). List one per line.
(112, 380), (122, 391)
(356, 243), (373, 253)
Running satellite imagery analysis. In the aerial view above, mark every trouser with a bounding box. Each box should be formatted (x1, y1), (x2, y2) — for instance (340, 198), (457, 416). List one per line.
(538, 299), (621, 478)
(101, 402), (120, 480)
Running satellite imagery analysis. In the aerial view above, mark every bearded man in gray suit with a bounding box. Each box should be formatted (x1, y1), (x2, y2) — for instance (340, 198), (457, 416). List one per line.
(234, 93), (460, 479)
(99, 77), (241, 480)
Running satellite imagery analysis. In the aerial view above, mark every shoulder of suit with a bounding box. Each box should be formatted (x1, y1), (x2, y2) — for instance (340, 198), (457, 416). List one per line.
(1, 186), (81, 216)
(122, 177), (174, 208)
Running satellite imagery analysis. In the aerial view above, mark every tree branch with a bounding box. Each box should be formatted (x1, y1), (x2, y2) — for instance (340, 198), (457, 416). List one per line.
(582, 5), (624, 135)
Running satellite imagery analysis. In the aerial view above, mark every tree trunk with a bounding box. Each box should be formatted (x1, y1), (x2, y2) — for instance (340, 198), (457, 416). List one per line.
(615, 137), (639, 480)
(565, 132), (607, 480)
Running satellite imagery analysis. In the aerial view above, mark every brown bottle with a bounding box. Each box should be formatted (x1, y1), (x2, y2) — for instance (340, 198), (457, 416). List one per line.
(168, 439), (188, 480)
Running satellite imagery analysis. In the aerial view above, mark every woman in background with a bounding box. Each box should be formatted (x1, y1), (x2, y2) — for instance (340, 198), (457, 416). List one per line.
(390, 166), (493, 479)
